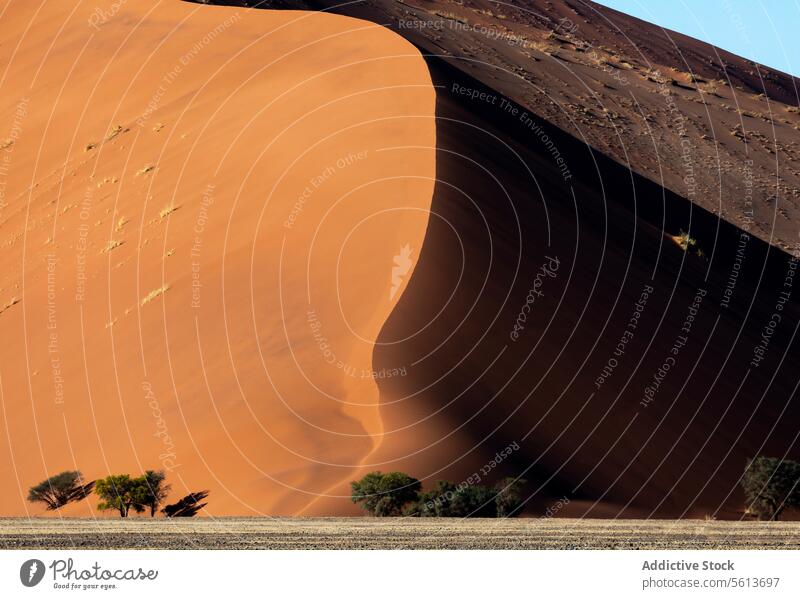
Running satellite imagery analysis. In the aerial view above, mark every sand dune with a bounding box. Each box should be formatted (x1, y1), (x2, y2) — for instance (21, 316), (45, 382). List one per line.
(3, 0), (799, 520)
(0, 1), (435, 515)
(254, 0), (800, 518)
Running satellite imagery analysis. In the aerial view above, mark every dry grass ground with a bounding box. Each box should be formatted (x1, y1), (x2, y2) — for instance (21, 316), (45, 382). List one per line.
(0, 518), (798, 549)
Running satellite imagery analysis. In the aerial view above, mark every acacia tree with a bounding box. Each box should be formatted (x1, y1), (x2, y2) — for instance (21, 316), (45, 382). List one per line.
(351, 472), (421, 516)
(95, 475), (146, 517)
(139, 470), (171, 517)
(27, 471), (95, 511)
(742, 457), (800, 521)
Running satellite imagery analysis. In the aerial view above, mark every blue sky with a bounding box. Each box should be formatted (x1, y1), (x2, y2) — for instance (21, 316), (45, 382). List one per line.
(595, 0), (799, 76)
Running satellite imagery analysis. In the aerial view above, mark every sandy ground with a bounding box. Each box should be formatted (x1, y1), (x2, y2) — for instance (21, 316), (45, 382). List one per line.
(0, 518), (797, 549)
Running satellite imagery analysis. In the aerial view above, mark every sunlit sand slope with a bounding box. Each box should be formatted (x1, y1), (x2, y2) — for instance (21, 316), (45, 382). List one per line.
(0, 1), (435, 515)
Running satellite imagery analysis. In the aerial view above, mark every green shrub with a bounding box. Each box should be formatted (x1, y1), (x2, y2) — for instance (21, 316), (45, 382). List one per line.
(351, 471), (421, 516)
(742, 457), (800, 520)
(412, 480), (496, 517)
(494, 477), (527, 517)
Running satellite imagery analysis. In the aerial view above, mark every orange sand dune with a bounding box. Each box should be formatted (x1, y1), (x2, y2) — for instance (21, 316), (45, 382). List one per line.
(0, 1), (435, 515)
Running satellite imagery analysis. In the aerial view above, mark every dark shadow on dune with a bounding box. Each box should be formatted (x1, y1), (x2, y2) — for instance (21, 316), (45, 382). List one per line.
(67, 481), (96, 505)
(371, 56), (800, 519)
(163, 491), (210, 517)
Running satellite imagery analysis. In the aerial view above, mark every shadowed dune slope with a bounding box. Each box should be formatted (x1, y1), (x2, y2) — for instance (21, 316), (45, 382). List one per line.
(222, 1), (800, 518)
(370, 60), (800, 518)
(0, 2), (435, 515)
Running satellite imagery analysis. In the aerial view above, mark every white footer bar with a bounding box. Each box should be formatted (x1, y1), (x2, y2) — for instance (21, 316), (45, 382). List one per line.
(1, 550), (796, 597)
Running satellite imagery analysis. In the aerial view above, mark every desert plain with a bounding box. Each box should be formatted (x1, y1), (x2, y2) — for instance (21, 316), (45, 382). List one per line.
(0, 518), (797, 550)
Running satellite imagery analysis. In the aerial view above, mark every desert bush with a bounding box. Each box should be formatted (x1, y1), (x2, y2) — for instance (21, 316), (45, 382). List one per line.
(672, 230), (697, 251)
(411, 480), (457, 516)
(495, 477), (527, 517)
(27, 471), (94, 510)
(351, 471), (421, 516)
(411, 480), (496, 517)
(354, 472), (528, 517)
(742, 457), (800, 520)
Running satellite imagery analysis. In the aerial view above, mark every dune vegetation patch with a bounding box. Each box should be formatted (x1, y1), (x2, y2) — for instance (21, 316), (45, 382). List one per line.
(670, 230), (706, 258)
(671, 230), (697, 251)
(141, 285), (170, 306)
(0, 296), (20, 316)
(101, 239), (124, 253)
(159, 204), (180, 219)
(105, 124), (127, 141)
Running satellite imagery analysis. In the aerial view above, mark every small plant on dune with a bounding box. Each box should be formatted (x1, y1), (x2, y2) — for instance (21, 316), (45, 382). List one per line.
(672, 230), (697, 251)
(698, 81), (720, 96)
(0, 296), (21, 315)
(430, 9), (468, 24)
(27, 471), (95, 511)
(159, 204), (179, 219)
(351, 471), (421, 516)
(101, 239), (124, 253)
(670, 229), (705, 252)
(741, 457), (800, 521)
(105, 124), (126, 141)
(141, 285), (170, 306)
